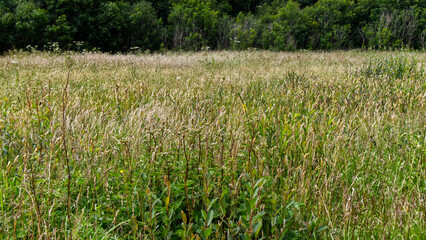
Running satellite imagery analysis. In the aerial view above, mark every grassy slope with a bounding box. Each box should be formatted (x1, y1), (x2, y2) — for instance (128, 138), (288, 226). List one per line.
(0, 51), (425, 239)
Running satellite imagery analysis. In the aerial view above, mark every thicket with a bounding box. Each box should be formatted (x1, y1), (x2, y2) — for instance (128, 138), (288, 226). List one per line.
(1, 0), (425, 52)
(0, 0), (425, 52)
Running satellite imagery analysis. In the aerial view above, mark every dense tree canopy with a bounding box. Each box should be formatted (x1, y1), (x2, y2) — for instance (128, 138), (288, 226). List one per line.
(0, 0), (424, 52)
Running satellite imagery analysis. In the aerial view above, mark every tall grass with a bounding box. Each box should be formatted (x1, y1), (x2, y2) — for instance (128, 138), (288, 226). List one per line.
(0, 51), (425, 239)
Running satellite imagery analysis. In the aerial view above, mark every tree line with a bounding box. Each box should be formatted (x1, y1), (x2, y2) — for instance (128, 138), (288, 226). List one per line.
(0, 0), (425, 53)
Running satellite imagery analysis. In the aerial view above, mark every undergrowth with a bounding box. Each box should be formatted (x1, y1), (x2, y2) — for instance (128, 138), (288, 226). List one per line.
(0, 51), (425, 239)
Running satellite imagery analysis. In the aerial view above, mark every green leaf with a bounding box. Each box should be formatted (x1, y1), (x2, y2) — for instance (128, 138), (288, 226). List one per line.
(151, 208), (156, 219)
(152, 198), (161, 207)
(201, 209), (207, 221)
(249, 198), (257, 210)
(316, 225), (328, 232)
(207, 197), (218, 211)
(207, 210), (214, 226)
(253, 187), (260, 199)
(16, 231), (26, 239)
(181, 211), (187, 224)
(253, 211), (266, 222)
(253, 221), (262, 235)
(219, 205), (226, 216)
(254, 178), (265, 189)
(203, 228), (212, 238)
(221, 188), (228, 198)
(169, 209), (175, 219)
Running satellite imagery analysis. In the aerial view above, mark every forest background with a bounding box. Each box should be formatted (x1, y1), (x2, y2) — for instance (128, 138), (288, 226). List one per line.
(0, 0), (425, 53)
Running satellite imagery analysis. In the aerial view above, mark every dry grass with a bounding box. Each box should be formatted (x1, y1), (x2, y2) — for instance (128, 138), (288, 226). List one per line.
(0, 50), (425, 239)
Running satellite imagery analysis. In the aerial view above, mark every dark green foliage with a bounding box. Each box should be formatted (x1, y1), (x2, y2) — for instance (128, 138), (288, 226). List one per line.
(295, 0), (318, 8)
(44, 0), (101, 50)
(361, 7), (423, 49)
(168, 0), (219, 50)
(262, 0), (308, 50)
(304, 0), (355, 49)
(0, 0), (425, 52)
(14, 0), (48, 48)
(46, 14), (75, 49)
(95, 1), (128, 51)
(0, 5), (15, 52)
(127, 1), (161, 50)
(147, 0), (171, 23)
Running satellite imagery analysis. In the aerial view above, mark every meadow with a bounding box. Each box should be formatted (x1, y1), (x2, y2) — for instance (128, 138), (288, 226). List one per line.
(0, 50), (424, 239)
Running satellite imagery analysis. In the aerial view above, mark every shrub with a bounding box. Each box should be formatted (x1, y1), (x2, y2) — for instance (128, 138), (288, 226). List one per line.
(0, 5), (15, 52)
(127, 1), (162, 51)
(46, 14), (75, 49)
(304, 0), (355, 49)
(168, 0), (219, 50)
(14, 0), (48, 49)
(262, 0), (307, 50)
(229, 13), (261, 50)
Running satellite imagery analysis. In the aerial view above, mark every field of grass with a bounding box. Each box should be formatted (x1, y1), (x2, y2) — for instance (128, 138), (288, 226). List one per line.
(0, 50), (425, 239)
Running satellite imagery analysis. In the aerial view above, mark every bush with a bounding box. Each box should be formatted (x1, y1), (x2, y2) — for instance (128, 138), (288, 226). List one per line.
(14, 0), (48, 49)
(229, 13), (261, 50)
(46, 14), (75, 49)
(127, 1), (162, 50)
(262, 0), (307, 50)
(303, 0), (355, 49)
(0, 5), (15, 52)
(362, 7), (422, 49)
(168, 0), (219, 50)
(94, 1), (128, 52)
